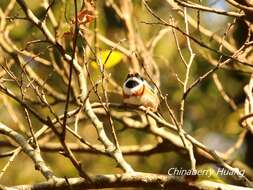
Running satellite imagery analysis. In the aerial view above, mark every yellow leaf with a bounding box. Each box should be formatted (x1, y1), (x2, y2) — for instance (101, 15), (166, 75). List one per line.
(91, 50), (123, 69)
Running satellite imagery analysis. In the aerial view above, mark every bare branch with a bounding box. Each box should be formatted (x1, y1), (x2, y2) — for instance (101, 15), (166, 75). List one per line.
(2, 172), (252, 190)
(0, 123), (55, 180)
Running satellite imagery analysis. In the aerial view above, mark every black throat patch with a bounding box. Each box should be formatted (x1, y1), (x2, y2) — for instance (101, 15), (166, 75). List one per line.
(125, 80), (140, 88)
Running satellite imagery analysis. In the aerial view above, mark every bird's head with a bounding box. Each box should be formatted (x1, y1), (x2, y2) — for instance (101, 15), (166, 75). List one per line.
(122, 73), (145, 97)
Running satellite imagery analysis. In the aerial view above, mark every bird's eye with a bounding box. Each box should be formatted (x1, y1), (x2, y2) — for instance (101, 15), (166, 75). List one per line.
(126, 74), (132, 80)
(125, 80), (140, 88)
(134, 73), (144, 81)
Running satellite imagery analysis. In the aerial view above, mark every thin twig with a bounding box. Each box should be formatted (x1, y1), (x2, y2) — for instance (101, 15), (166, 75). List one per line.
(174, 0), (245, 18)
(62, 0), (79, 140)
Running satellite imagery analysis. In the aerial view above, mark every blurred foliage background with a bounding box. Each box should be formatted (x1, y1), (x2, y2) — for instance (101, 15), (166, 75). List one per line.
(0, 0), (252, 189)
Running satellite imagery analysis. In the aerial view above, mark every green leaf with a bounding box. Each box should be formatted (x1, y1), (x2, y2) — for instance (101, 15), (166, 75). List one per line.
(91, 50), (123, 69)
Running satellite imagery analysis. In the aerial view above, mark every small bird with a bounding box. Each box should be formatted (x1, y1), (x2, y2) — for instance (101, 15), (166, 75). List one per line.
(122, 73), (160, 111)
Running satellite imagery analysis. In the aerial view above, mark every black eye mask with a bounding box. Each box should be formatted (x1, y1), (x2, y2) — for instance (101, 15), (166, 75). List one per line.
(125, 80), (140, 88)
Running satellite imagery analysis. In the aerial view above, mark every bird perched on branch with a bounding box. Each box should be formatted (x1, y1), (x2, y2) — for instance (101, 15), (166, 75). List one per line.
(122, 73), (160, 111)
